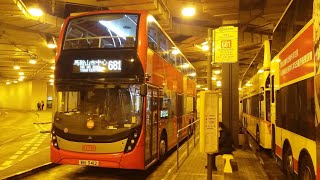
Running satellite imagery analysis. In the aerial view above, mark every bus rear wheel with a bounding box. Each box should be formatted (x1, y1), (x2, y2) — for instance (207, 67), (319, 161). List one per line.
(299, 154), (315, 180)
(159, 135), (167, 162)
(283, 147), (294, 179)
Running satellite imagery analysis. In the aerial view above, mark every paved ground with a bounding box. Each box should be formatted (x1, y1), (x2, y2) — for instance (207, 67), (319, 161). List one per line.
(0, 110), (284, 180)
(0, 109), (52, 179)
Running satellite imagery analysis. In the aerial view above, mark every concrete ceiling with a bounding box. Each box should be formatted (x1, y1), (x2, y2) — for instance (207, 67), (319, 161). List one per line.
(0, 0), (289, 89)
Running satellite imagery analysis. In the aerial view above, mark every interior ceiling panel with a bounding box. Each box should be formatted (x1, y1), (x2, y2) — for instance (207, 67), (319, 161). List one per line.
(0, 0), (288, 89)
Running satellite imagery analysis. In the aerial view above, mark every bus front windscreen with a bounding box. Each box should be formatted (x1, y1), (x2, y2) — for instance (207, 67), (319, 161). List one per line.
(63, 14), (139, 49)
(53, 84), (142, 140)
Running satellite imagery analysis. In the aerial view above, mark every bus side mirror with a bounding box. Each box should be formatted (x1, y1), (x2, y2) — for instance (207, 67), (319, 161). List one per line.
(140, 84), (147, 96)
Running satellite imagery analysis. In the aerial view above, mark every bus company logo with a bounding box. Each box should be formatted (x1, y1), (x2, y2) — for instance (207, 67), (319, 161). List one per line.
(82, 144), (96, 151)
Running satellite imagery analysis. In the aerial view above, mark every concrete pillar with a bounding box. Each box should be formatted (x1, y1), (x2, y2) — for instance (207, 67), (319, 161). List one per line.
(222, 63), (239, 147)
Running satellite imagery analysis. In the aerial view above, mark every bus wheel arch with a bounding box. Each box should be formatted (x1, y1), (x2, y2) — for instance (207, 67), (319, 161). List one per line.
(282, 140), (294, 178)
(159, 130), (167, 161)
(298, 149), (315, 180)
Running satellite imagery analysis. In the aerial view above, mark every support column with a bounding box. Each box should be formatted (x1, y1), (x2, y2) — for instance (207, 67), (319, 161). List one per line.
(222, 63), (239, 147)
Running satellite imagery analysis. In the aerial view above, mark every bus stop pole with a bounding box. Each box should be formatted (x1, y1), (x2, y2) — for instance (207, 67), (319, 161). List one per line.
(207, 28), (213, 180)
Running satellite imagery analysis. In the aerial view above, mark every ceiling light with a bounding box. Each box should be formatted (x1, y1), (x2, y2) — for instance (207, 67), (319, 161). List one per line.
(258, 69), (264, 73)
(49, 79), (54, 83)
(47, 36), (56, 49)
(50, 74), (54, 78)
(13, 81), (18, 83)
(20, 76), (25, 79)
(182, 7), (196, 16)
(47, 43), (56, 49)
(147, 15), (155, 22)
(172, 49), (180, 55)
(18, 78), (23, 81)
(51, 66), (55, 70)
(203, 87), (208, 90)
(196, 85), (201, 88)
(211, 76), (217, 81)
(214, 70), (221, 74)
(29, 59), (37, 64)
(181, 63), (190, 69)
(28, 8), (43, 17)
(189, 72), (196, 77)
(50, 82), (54, 86)
(13, 65), (20, 70)
(238, 88), (242, 91)
(202, 45), (209, 51)
(18, 72), (24, 75)
(6, 82), (10, 85)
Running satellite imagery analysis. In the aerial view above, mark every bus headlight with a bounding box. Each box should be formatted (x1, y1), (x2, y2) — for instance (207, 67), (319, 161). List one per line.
(51, 128), (60, 150)
(124, 126), (141, 153)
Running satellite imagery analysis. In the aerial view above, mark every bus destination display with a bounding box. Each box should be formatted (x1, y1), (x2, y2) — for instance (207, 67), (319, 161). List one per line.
(73, 59), (122, 73)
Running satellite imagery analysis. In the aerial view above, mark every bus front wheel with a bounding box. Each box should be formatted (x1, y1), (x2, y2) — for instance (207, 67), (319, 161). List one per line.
(299, 154), (315, 180)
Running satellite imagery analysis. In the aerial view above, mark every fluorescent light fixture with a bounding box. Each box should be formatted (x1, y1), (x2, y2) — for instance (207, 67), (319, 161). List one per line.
(47, 43), (56, 49)
(18, 72), (24, 75)
(18, 78), (23, 81)
(49, 79), (54, 83)
(13, 65), (20, 70)
(13, 81), (18, 83)
(28, 8), (43, 17)
(20, 76), (25, 79)
(214, 70), (221, 74)
(99, 20), (128, 38)
(196, 85), (201, 88)
(147, 15), (155, 22)
(51, 66), (55, 70)
(182, 7), (196, 16)
(6, 82), (10, 85)
(211, 76), (217, 81)
(181, 63), (190, 69)
(29, 59), (37, 64)
(258, 69), (264, 73)
(172, 49), (180, 55)
(50, 74), (54, 78)
(202, 45), (209, 51)
(50, 82), (54, 86)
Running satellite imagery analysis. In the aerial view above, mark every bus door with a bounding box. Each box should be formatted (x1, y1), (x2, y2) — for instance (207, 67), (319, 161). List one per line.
(177, 94), (183, 139)
(145, 87), (159, 166)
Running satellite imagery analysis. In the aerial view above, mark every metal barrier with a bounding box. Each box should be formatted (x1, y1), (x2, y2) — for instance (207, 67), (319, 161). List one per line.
(176, 119), (200, 169)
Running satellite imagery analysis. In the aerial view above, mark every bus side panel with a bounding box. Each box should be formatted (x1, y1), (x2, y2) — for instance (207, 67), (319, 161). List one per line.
(260, 120), (272, 149)
(280, 129), (317, 175)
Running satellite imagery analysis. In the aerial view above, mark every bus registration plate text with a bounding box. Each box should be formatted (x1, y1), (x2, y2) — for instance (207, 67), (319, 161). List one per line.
(79, 160), (99, 166)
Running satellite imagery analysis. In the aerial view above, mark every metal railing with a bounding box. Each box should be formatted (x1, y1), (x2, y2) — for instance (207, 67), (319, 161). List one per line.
(176, 119), (200, 169)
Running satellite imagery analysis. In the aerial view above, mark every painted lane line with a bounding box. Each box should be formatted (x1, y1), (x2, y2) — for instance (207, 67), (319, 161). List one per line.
(9, 155), (19, 160)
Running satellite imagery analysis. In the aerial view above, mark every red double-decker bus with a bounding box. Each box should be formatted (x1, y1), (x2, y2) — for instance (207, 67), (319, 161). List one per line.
(50, 10), (197, 170)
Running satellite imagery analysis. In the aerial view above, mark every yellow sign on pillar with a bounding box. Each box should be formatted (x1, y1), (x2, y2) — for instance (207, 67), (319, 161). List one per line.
(213, 26), (238, 63)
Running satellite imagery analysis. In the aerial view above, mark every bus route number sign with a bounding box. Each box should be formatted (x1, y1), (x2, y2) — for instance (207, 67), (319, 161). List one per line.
(73, 59), (122, 73)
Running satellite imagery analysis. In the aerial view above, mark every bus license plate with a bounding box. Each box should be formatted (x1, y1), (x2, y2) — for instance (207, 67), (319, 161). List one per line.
(79, 160), (99, 166)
